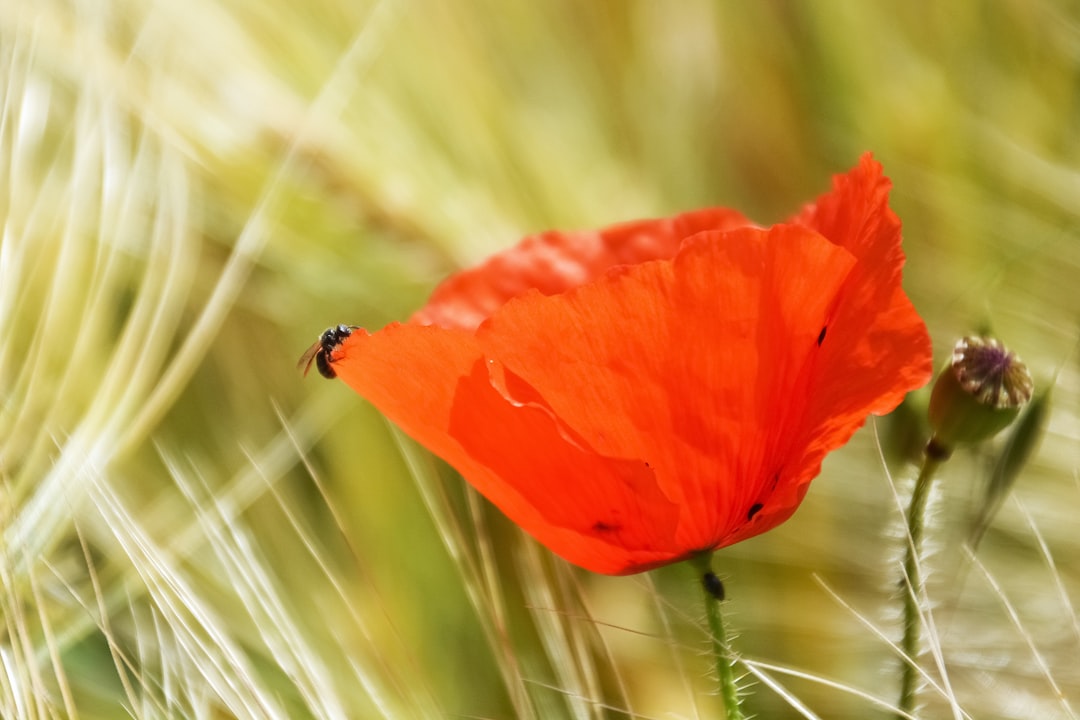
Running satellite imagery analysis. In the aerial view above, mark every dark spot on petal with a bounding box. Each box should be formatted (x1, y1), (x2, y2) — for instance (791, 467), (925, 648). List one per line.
(817, 325), (828, 346)
(644, 461), (651, 468)
(703, 571), (725, 601)
(770, 471), (780, 490)
(747, 503), (763, 520)
(592, 521), (620, 533)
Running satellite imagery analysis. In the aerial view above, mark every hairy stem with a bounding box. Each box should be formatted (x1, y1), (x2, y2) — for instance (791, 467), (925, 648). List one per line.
(691, 553), (744, 720)
(897, 445), (945, 717)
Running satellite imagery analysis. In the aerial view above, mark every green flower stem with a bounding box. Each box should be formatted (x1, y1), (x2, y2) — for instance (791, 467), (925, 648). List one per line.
(691, 553), (744, 720)
(897, 446), (945, 718)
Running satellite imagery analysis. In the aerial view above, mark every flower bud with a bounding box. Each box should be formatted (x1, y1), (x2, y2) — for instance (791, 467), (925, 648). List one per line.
(927, 336), (1033, 458)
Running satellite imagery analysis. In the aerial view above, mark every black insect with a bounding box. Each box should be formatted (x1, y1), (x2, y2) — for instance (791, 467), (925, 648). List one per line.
(298, 324), (357, 379)
(702, 570), (725, 601)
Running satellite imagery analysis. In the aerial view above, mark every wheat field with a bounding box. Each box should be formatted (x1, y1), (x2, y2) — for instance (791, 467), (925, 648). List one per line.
(1, 1), (1078, 718)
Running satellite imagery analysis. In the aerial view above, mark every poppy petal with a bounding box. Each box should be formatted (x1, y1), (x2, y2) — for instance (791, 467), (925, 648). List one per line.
(752, 157), (934, 540)
(475, 224), (860, 561)
(413, 208), (751, 330)
(329, 325), (681, 574)
(449, 360), (682, 573)
(794, 152), (903, 274)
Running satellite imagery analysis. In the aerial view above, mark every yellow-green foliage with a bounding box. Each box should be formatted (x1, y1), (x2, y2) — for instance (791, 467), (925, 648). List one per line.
(1, 1), (1078, 718)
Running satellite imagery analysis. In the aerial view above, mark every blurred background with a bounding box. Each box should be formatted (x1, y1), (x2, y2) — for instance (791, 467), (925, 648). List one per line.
(1, 0), (1078, 718)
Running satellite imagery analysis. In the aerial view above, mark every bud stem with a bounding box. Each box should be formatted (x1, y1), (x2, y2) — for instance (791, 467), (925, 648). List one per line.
(897, 449), (944, 718)
(691, 553), (744, 719)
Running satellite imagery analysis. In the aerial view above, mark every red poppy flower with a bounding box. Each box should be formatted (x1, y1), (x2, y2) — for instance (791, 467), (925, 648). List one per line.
(308, 154), (932, 575)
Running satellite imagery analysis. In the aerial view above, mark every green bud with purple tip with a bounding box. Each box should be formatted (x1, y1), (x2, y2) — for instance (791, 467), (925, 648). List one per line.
(926, 337), (1033, 458)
